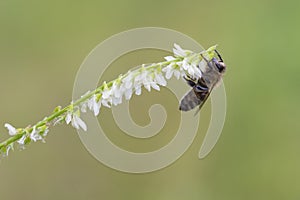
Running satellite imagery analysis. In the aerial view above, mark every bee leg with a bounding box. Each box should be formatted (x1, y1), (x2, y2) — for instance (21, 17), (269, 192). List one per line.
(183, 76), (196, 87)
(200, 54), (209, 63)
(201, 54), (215, 69)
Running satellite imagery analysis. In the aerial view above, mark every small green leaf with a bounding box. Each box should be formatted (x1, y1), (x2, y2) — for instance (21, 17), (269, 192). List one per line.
(24, 137), (31, 145)
(206, 45), (218, 52)
(52, 106), (62, 113)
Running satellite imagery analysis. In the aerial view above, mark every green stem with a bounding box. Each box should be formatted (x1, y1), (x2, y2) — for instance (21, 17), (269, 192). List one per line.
(0, 58), (181, 151)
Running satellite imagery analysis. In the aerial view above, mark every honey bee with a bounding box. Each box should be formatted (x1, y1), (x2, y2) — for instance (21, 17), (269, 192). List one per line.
(179, 50), (226, 113)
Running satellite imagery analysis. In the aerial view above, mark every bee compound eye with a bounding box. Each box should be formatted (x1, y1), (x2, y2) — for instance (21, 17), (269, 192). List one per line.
(216, 63), (225, 72)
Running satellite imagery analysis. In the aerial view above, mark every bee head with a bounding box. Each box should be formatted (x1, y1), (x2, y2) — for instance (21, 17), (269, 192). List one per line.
(213, 59), (226, 73)
(212, 50), (226, 73)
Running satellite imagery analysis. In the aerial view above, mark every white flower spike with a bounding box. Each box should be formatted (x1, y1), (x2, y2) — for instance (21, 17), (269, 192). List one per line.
(0, 43), (219, 157)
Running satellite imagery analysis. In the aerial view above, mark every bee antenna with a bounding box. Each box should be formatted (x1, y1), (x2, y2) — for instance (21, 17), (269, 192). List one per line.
(214, 50), (223, 62)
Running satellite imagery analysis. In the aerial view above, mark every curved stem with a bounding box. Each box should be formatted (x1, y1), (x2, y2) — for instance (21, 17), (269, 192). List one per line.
(0, 59), (181, 151)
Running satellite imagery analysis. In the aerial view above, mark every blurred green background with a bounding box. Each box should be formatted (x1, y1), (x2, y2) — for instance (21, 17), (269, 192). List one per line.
(1, 0), (300, 199)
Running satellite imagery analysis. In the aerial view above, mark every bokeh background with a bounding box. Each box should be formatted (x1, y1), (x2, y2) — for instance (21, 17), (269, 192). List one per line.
(0, 0), (300, 199)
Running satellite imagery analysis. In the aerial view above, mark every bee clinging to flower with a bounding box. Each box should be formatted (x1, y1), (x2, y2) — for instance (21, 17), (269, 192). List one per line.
(179, 50), (226, 113)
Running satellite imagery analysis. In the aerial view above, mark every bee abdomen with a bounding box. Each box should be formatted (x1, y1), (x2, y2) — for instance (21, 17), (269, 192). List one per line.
(179, 90), (201, 111)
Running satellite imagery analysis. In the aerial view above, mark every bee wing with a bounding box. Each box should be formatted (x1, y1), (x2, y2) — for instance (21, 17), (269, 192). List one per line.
(179, 89), (210, 112)
(195, 88), (210, 110)
(193, 90), (211, 115)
